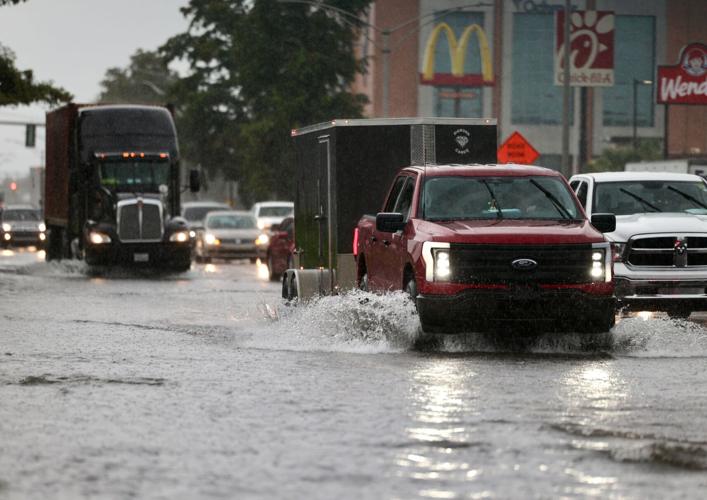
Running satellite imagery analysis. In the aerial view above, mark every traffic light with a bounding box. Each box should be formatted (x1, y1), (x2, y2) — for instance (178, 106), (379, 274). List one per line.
(25, 124), (36, 147)
(10, 181), (17, 191)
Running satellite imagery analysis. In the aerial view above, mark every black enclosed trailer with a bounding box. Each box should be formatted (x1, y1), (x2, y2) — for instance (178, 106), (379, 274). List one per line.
(286, 118), (498, 298)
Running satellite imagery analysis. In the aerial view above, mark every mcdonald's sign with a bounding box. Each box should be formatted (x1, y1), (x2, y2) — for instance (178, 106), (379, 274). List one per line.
(420, 22), (494, 87)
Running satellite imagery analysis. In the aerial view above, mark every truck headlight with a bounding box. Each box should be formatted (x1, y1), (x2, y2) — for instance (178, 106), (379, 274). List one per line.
(204, 233), (220, 246)
(611, 242), (626, 262)
(256, 233), (270, 246)
(169, 230), (190, 243)
(2, 223), (11, 232)
(88, 231), (111, 245)
(434, 249), (451, 281)
(38, 222), (46, 232)
(590, 245), (611, 282)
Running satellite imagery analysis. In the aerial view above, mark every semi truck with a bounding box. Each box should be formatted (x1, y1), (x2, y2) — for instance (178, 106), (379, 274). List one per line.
(44, 104), (199, 270)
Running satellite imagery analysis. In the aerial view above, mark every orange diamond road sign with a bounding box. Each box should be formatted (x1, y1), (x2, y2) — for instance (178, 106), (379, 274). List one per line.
(497, 131), (540, 165)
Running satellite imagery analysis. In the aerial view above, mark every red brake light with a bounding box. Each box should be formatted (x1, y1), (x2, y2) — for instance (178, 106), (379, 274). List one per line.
(353, 227), (359, 256)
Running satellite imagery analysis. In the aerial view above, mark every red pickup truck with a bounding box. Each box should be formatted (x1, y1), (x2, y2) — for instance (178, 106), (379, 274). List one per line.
(355, 164), (617, 334)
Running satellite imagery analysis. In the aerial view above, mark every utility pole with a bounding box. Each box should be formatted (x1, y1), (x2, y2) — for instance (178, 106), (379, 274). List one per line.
(561, 0), (572, 176)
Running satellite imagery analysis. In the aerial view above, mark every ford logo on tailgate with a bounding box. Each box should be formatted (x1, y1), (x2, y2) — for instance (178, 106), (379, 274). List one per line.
(511, 258), (538, 271)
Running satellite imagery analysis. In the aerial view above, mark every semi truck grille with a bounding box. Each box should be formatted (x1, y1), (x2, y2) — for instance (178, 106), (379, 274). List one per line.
(449, 244), (593, 284)
(627, 235), (707, 268)
(117, 200), (163, 242)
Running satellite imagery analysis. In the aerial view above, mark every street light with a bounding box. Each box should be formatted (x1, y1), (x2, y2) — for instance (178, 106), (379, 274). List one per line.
(632, 78), (653, 150)
(278, 0), (493, 117)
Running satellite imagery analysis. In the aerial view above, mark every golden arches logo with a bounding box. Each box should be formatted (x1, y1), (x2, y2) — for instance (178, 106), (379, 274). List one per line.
(420, 22), (494, 86)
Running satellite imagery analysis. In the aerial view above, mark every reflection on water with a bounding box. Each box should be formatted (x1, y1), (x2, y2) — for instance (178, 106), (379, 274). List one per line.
(1, 249), (15, 257)
(398, 360), (481, 497)
(562, 362), (627, 412)
(255, 258), (270, 280)
(204, 263), (217, 273)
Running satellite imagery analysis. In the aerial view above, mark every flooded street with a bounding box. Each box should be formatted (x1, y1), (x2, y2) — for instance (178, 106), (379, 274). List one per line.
(1, 248), (707, 499)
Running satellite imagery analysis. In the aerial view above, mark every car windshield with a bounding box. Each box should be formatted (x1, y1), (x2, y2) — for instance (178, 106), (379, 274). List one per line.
(207, 214), (257, 229)
(183, 206), (228, 222)
(99, 160), (171, 192)
(594, 180), (707, 215)
(2, 209), (40, 221)
(258, 206), (293, 217)
(422, 176), (580, 220)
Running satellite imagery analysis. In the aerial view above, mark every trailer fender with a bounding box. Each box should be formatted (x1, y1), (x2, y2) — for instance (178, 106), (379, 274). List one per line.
(281, 268), (336, 301)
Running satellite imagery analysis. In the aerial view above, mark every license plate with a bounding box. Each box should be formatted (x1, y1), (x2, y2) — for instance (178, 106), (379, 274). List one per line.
(133, 253), (149, 263)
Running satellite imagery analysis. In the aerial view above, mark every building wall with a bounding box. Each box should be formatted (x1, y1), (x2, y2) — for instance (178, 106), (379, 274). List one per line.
(666, 0), (707, 158)
(359, 0), (703, 170)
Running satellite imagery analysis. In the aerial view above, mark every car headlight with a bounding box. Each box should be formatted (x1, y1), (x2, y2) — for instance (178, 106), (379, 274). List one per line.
(169, 230), (190, 243)
(256, 233), (270, 246)
(611, 242), (626, 262)
(434, 249), (451, 282)
(204, 233), (220, 246)
(2, 223), (11, 232)
(88, 231), (111, 245)
(38, 222), (46, 232)
(257, 220), (266, 230)
(590, 244), (611, 282)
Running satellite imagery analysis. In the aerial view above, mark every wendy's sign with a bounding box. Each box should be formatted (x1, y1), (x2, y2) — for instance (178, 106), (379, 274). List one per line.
(657, 42), (707, 105)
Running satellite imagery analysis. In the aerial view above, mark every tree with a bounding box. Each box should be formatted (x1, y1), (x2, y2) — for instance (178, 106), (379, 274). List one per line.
(0, 43), (71, 106)
(586, 139), (663, 173)
(97, 50), (178, 105)
(162, 0), (371, 203)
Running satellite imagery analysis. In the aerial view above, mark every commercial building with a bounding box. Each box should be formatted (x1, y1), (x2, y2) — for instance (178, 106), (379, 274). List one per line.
(354, 0), (707, 175)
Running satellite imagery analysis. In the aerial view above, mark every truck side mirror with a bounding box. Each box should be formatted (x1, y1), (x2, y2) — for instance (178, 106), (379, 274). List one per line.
(189, 169), (200, 193)
(376, 212), (406, 233)
(591, 213), (616, 233)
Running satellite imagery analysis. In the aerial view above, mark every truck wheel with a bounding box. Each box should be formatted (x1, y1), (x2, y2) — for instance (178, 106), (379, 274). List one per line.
(359, 273), (369, 292)
(580, 311), (616, 333)
(46, 226), (63, 261)
(404, 278), (417, 306)
(667, 307), (691, 320)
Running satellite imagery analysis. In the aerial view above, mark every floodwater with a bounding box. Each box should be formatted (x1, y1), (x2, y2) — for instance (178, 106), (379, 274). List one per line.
(1, 247), (706, 499)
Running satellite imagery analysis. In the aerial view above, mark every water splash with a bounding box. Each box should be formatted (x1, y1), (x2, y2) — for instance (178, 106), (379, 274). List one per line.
(249, 289), (421, 353)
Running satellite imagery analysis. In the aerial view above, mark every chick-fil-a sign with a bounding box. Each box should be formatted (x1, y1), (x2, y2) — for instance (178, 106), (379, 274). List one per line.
(657, 42), (707, 105)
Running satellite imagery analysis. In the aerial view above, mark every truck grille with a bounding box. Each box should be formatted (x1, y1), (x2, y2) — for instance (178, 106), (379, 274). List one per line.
(627, 235), (707, 268)
(449, 243), (593, 284)
(117, 200), (163, 242)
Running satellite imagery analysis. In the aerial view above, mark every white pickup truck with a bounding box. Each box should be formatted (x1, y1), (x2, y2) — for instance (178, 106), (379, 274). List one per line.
(569, 171), (707, 318)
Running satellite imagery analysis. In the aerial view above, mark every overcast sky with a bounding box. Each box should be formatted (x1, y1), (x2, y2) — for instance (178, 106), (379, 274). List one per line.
(0, 0), (190, 178)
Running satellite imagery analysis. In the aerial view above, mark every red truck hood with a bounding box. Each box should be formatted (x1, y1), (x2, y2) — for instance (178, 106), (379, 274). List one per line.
(415, 219), (606, 245)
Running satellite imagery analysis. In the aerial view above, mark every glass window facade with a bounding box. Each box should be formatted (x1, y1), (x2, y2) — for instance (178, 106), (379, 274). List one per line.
(601, 16), (655, 127)
(511, 13), (572, 125)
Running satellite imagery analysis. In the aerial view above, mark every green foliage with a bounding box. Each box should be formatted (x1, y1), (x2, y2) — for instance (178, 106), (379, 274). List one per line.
(586, 139), (663, 173)
(162, 0), (371, 204)
(0, 43), (72, 106)
(97, 50), (178, 105)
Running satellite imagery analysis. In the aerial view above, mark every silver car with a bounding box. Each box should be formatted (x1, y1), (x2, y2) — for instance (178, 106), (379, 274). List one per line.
(194, 210), (265, 263)
(570, 171), (707, 318)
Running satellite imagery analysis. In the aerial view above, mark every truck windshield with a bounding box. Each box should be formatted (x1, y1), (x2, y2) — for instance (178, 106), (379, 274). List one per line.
(594, 180), (707, 215)
(99, 160), (170, 192)
(422, 176), (580, 221)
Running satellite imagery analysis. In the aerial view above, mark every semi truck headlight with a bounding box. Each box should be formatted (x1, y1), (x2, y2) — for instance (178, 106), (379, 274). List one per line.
(3, 233), (10, 241)
(434, 249), (451, 281)
(204, 233), (220, 246)
(189, 230), (196, 239)
(256, 233), (270, 246)
(590, 246), (611, 282)
(88, 231), (111, 245)
(39, 233), (46, 241)
(2, 223), (11, 232)
(169, 230), (190, 243)
(38, 222), (46, 232)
